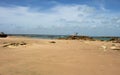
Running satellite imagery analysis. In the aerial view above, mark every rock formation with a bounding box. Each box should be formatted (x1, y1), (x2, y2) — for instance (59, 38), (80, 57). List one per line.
(0, 32), (7, 38)
(109, 37), (120, 43)
(62, 35), (95, 41)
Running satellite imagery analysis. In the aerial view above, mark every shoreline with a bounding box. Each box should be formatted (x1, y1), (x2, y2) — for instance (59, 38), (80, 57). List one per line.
(7, 34), (120, 40)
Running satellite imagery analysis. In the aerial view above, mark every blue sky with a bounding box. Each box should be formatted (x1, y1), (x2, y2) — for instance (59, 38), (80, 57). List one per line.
(0, 0), (120, 36)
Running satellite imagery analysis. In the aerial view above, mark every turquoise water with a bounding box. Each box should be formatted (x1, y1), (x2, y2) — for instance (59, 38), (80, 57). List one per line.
(8, 34), (68, 39)
(92, 37), (112, 41)
(8, 34), (119, 41)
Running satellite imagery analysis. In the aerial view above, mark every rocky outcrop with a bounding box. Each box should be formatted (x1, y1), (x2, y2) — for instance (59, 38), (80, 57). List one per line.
(0, 32), (7, 38)
(109, 37), (120, 43)
(63, 35), (95, 41)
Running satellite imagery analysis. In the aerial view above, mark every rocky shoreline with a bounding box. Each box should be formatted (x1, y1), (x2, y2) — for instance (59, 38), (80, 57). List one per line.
(59, 35), (120, 42)
(109, 37), (120, 43)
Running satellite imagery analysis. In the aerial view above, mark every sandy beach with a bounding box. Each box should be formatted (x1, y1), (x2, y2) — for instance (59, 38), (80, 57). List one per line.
(0, 36), (120, 75)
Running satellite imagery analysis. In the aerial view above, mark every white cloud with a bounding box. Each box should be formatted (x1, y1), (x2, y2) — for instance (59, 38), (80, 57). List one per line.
(0, 4), (120, 35)
(0, 5), (95, 27)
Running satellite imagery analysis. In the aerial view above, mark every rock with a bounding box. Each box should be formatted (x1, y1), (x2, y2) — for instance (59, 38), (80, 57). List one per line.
(112, 44), (116, 46)
(3, 42), (27, 48)
(65, 35), (95, 41)
(109, 37), (120, 43)
(110, 46), (120, 50)
(0, 32), (7, 38)
(20, 42), (27, 45)
(3, 44), (9, 47)
(50, 41), (56, 43)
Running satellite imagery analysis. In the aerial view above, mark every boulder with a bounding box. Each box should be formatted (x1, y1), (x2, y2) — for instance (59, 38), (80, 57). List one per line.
(49, 41), (56, 43)
(0, 32), (7, 38)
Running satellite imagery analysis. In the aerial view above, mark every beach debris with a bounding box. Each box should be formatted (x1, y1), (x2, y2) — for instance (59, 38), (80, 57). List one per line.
(49, 41), (56, 43)
(0, 32), (7, 38)
(3, 42), (27, 48)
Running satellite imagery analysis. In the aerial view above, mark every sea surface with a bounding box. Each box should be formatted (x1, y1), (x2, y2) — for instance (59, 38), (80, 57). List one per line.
(8, 34), (119, 41)
(9, 34), (67, 39)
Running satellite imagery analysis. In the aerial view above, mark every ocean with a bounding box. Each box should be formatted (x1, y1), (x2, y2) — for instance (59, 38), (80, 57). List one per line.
(8, 34), (68, 39)
(8, 34), (119, 41)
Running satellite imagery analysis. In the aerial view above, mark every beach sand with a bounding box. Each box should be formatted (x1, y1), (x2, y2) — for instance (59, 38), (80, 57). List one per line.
(0, 36), (120, 75)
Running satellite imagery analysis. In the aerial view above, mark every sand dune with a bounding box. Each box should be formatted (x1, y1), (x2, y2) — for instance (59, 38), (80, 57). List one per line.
(0, 36), (120, 75)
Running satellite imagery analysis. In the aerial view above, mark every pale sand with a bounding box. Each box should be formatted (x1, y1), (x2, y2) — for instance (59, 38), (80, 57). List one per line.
(0, 36), (120, 75)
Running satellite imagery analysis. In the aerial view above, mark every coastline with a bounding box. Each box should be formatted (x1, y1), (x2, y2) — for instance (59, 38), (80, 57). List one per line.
(7, 34), (120, 41)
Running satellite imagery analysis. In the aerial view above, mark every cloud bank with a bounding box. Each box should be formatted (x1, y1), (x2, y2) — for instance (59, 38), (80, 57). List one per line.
(0, 4), (120, 36)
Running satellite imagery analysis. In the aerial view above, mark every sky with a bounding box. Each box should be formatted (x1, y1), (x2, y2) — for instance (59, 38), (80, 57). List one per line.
(0, 0), (120, 36)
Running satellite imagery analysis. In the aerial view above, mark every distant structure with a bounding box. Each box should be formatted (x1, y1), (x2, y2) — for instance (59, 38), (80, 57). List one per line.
(0, 32), (8, 38)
